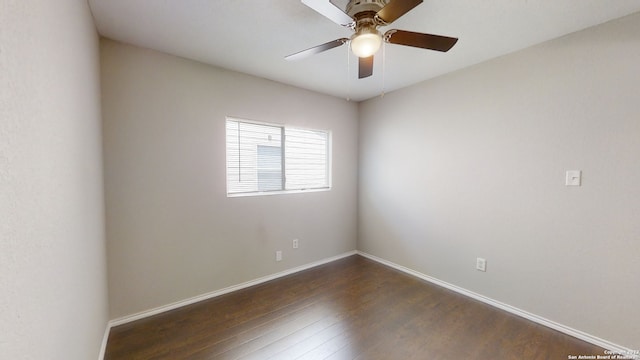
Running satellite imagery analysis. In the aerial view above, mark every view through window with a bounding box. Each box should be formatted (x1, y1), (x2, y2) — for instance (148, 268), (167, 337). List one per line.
(226, 118), (330, 196)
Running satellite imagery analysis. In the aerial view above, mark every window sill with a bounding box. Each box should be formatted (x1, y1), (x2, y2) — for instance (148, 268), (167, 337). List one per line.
(227, 187), (331, 198)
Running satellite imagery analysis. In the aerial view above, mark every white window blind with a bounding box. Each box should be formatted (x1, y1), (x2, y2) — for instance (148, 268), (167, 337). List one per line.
(226, 119), (330, 196)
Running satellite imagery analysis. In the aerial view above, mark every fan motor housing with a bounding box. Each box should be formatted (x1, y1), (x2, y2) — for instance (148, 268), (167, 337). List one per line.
(346, 0), (388, 18)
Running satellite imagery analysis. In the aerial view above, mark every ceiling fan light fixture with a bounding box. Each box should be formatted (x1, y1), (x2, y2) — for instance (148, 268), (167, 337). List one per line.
(291, 0), (457, 80)
(350, 29), (382, 58)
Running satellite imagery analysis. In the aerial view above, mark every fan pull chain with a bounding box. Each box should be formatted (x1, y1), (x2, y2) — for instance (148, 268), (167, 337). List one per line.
(381, 41), (386, 98)
(348, 45), (351, 101)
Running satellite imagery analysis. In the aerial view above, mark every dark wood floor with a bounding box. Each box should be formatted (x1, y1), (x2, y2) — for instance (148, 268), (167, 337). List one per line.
(105, 255), (606, 359)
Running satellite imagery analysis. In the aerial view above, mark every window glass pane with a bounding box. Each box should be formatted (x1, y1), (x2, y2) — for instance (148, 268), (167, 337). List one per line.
(257, 145), (282, 191)
(226, 120), (282, 194)
(285, 128), (329, 190)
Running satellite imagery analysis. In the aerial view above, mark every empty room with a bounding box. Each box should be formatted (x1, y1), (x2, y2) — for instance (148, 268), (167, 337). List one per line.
(2, 0), (639, 359)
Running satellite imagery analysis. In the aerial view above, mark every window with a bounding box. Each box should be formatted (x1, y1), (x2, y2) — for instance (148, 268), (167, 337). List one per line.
(226, 118), (330, 196)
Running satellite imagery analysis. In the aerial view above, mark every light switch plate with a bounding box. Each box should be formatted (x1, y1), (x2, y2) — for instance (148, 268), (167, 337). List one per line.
(476, 258), (487, 272)
(566, 170), (581, 186)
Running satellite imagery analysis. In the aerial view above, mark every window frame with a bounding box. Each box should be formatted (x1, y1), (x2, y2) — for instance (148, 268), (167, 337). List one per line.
(225, 117), (332, 197)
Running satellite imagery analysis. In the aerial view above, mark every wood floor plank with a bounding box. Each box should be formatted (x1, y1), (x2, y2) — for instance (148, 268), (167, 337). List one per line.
(237, 269), (407, 360)
(105, 255), (607, 360)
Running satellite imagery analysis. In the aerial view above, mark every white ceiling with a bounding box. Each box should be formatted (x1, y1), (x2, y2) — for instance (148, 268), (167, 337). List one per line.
(89, 0), (640, 101)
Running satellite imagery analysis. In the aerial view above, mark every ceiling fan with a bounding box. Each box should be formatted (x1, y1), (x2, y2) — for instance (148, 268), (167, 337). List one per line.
(286, 0), (458, 79)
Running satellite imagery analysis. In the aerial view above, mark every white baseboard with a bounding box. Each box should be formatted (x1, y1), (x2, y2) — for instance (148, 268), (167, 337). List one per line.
(108, 250), (357, 328)
(357, 251), (638, 359)
(98, 321), (110, 360)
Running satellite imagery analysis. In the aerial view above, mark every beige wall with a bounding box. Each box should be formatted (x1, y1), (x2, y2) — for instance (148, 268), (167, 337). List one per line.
(101, 39), (359, 319)
(0, 0), (108, 359)
(358, 13), (640, 349)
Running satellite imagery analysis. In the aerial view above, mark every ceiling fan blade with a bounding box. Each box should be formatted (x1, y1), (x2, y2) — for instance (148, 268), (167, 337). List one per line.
(385, 30), (458, 52)
(285, 38), (349, 61)
(358, 56), (374, 79)
(376, 0), (423, 24)
(302, 0), (354, 26)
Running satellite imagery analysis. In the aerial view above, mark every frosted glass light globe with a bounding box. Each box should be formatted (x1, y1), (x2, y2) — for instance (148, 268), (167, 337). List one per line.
(351, 31), (382, 58)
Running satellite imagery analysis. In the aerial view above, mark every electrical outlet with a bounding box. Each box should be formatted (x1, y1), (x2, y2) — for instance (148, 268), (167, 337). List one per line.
(566, 170), (582, 186)
(276, 251), (282, 262)
(292, 239), (299, 249)
(476, 257), (487, 272)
